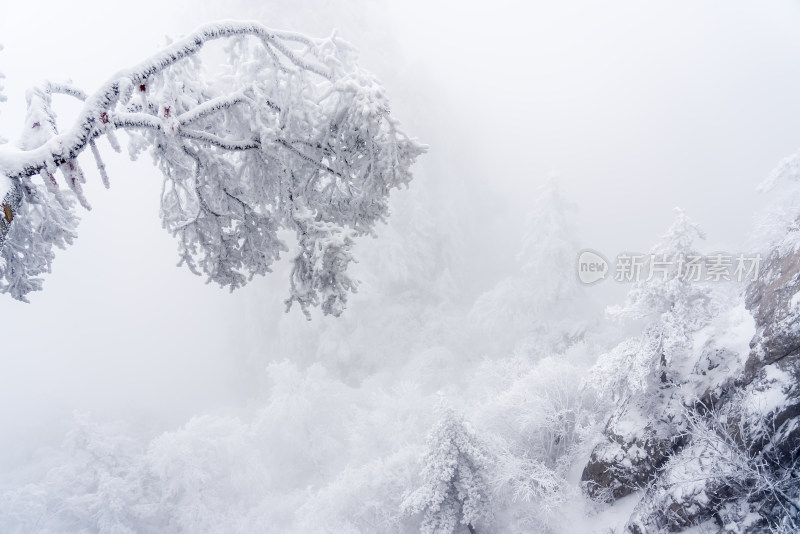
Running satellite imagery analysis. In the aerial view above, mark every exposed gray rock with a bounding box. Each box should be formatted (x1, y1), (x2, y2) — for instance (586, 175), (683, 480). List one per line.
(581, 397), (684, 502)
(744, 245), (800, 383)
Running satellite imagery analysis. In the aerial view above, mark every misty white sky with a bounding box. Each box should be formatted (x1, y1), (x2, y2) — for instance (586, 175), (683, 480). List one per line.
(2, 0), (800, 468)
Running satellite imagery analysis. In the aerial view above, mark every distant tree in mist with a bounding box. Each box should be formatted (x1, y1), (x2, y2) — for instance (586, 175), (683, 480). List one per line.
(469, 178), (585, 355)
(0, 22), (424, 316)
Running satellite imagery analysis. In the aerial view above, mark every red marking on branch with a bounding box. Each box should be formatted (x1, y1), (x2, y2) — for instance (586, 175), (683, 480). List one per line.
(139, 84), (146, 92)
(100, 112), (109, 124)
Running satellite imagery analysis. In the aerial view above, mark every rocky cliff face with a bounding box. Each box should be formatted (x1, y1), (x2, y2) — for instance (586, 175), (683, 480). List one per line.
(582, 396), (685, 503)
(741, 244), (800, 467)
(581, 235), (800, 533)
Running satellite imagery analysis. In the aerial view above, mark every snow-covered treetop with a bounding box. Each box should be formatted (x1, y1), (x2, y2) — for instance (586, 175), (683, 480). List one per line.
(758, 150), (800, 194)
(608, 208), (710, 323)
(751, 149), (800, 256)
(516, 177), (580, 302)
(0, 21), (425, 314)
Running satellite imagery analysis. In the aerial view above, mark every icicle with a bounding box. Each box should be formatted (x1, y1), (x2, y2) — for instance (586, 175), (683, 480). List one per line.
(41, 170), (70, 210)
(60, 160), (91, 210)
(106, 129), (121, 152)
(99, 111), (122, 153)
(43, 169), (58, 189)
(89, 139), (110, 189)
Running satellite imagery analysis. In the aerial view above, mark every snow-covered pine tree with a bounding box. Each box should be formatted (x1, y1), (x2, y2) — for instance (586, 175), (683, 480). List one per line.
(401, 407), (492, 534)
(590, 208), (715, 400)
(582, 209), (721, 502)
(0, 22), (425, 315)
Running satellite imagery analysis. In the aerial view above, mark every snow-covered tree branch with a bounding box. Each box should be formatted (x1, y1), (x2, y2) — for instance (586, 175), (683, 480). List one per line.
(0, 21), (425, 315)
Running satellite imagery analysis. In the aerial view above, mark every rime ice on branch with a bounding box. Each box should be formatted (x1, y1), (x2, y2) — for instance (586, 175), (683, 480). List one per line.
(0, 22), (425, 314)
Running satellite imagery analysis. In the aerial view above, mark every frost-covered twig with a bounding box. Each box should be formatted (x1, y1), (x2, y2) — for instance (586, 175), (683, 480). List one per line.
(656, 398), (800, 530)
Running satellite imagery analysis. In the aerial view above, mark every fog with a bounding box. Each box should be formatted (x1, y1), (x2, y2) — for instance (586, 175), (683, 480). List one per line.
(1, 0), (800, 526)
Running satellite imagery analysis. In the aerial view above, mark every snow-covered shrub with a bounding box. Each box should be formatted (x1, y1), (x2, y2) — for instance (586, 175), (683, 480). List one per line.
(474, 355), (597, 532)
(626, 397), (799, 533)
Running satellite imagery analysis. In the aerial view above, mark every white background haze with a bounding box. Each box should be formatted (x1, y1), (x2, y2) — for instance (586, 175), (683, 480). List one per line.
(1, 1), (800, 530)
